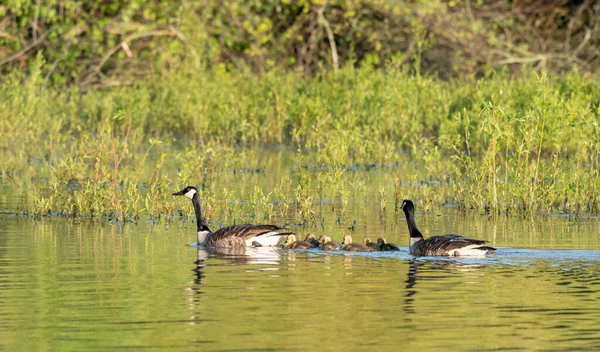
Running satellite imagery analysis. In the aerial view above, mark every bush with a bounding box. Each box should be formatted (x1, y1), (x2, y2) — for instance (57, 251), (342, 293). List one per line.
(2, 1), (600, 85)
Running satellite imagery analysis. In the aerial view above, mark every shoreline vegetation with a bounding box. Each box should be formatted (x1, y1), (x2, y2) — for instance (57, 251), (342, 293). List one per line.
(1, 1), (600, 225)
(1, 61), (599, 224)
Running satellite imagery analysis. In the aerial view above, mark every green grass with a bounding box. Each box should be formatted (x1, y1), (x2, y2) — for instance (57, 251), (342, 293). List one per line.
(2, 58), (600, 224)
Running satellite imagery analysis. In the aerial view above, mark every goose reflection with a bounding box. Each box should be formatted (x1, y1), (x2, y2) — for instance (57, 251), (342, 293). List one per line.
(405, 259), (420, 296)
(188, 246), (284, 307)
(192, 247), (206, 286)
(191, 246), (284, 287)
(195, 245), (283, 266)
(404, 259), (487, 315)
(404, 259), (420, 315)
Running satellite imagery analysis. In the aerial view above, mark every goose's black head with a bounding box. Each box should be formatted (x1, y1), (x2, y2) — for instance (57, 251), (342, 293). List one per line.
(401, 199), (415, 213)
(172, 186), (198, 199)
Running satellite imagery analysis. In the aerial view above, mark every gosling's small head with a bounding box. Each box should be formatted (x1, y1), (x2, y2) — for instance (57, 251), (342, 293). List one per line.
(342, 235), (353, 245)
(318, 235), (329, 244)
(285, 234), (297, 244)
(172, 186), (198, 199)
(251, 241), (262, 247)
(377, 238), (387, 246)
(305, 234), (317, 241)
(363, 238), (373, 245)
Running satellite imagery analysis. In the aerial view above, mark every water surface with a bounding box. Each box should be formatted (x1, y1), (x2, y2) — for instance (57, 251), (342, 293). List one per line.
(1, 214), (600, 351)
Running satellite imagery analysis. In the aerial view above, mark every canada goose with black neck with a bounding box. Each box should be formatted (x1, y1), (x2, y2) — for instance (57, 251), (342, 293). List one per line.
(173, 186), (292, 247)
(401, 200), (496, 256)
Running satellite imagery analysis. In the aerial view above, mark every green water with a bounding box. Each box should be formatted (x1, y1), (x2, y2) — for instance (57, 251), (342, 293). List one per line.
(1, 211), (600, 351)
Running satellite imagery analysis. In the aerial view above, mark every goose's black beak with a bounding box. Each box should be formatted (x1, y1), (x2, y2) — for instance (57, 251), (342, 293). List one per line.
(172, 190), (185, 196)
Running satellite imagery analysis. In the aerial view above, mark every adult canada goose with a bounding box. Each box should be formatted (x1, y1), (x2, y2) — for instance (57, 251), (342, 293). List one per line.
(319, 236), (341, 251)
(363, 238), (378, 251)
(173, 186), (292, 248)
(304, 234), (320, 248)
(376, 238), (401, 251)
(342, 235), (375, 252)
(282, 234), (313, 249)
(400, 200), (496, 256)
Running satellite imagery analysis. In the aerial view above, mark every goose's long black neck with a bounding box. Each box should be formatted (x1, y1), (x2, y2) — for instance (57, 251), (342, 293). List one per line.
(404, 208), (424, 239)
(191, 193), (211, 232)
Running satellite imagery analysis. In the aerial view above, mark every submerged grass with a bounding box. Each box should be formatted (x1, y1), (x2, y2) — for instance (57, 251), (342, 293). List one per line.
(1, 58), (600, 227)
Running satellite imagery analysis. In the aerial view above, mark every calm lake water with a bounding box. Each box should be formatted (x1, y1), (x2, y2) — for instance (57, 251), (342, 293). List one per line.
(2, 210), (600, 351)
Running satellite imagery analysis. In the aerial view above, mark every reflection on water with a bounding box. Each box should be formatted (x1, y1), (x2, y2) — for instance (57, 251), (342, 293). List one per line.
(195, 246), (284, 266)
(404, 260), (418, 316)
(1, 216), (600, 351)
(190, 246), (284, 290)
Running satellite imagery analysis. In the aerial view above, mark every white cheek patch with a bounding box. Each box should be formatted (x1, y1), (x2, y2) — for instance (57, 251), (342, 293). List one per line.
(184, 188), (197, 199)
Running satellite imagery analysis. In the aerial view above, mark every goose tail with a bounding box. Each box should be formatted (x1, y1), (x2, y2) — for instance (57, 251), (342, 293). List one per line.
(474, 246), (496, 254)
(266, 231), (294, 237)
(248, 230), (294, 247)
(447, 244), (497, 257)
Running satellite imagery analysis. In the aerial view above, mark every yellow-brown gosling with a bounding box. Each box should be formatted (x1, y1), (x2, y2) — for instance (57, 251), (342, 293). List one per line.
(319, 236), (341, 251)
(342, 235), (375, 252)
(363, 238), (378, 251)
(283, 234), (313, 250)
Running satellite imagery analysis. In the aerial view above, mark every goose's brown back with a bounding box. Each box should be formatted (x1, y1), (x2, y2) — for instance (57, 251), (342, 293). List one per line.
(208, 224), (290, 247)
(413, 234), (495, 256)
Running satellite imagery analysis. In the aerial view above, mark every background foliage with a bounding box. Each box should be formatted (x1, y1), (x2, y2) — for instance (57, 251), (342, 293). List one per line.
(2, 61), (600, 219)
(2, 0), (600, 86)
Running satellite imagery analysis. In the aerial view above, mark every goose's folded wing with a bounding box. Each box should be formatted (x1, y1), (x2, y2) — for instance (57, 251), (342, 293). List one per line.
(422, 235), (487, 255)
(442, 234), (487, 244)
(211, 224), (290, 242)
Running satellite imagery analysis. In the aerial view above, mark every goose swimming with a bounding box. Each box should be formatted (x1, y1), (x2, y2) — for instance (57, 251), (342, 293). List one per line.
(173, 186), (292, 248)
(401, 200), (496, 256)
